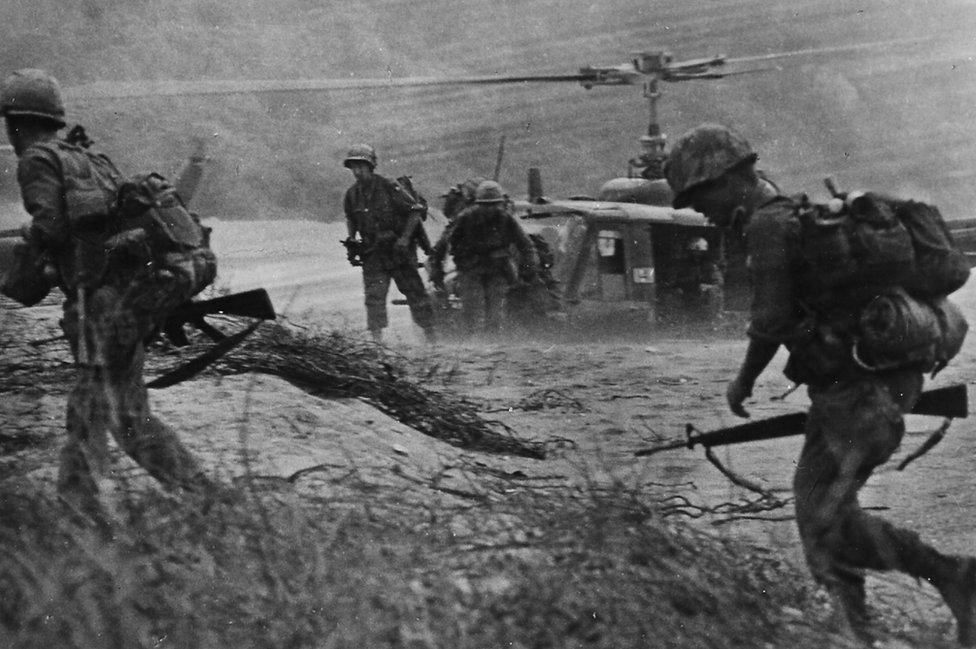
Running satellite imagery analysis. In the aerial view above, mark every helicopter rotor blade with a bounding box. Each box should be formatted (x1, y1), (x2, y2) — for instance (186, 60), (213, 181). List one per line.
(59, 36), (935, 102)
(64, 72), (593, 100)
(725, 36), (931, 66)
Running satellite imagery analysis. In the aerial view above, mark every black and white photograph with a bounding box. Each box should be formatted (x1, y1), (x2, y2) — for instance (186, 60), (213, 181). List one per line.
(1, 1), (975, 647)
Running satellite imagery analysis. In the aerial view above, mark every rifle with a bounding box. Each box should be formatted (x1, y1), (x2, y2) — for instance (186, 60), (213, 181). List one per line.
(340, 238), (364, 267)
(634, 384), (968, 457)
(147, 288), (276, 388)
(394, 176), (434, 255)
(161, 288), (277, 347)
(0, 227), (25, 239)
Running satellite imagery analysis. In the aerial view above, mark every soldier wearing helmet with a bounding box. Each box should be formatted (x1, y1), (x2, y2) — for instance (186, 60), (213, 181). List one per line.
(656, 234), (723, 327)
(427, 176), (487, 293)
(446, 180), (540, 335)
(341, 143), (435, 343)
(628, 133), (668, 180)
(666, 123), (976, 644)
(1, 68), (212, 509)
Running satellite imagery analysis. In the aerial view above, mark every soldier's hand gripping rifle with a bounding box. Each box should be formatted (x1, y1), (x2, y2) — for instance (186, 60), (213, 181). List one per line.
(634, 384), (968, 467)
(341, 238), (364, 267)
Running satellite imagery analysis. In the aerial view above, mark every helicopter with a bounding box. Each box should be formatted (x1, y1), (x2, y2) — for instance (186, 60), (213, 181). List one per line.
(390, 39), (976, 331)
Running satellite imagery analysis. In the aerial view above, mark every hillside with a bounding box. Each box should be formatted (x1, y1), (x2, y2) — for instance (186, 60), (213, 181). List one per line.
(1, 0), (974, 221)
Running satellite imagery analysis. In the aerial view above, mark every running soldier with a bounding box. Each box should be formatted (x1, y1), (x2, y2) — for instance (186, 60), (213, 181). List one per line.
(428, 176), (486, 293)
(447, 180), (539, 334)
(656, 235), (723, 326)
(1, 69), (212, 507)
(665, 123), (976, 645)
(341, 144), (435, 343)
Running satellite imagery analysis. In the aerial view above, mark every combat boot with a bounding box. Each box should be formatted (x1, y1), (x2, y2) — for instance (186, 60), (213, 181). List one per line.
(934, 556), (976, 646)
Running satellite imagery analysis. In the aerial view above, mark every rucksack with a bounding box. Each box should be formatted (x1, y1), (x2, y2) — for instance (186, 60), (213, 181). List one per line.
(890, 199), (970, 297)
(34, 132), (217, 301)
(115, 173), (217, 298)
(794, 192), (916, 308)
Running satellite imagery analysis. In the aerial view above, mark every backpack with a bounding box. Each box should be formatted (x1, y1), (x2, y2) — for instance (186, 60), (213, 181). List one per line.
(794, 192), (917, 308)
(796, 189), (969, 305)
(793, 184), (970, 375)
(114, 172), (217, 298)
(890, 199), (970, 297)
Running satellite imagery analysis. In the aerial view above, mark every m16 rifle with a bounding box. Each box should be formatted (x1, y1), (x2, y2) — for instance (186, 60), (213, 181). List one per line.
(340, 237), (365, 267)
(161, 287), (277, 346)
(635, 384), (968, 470)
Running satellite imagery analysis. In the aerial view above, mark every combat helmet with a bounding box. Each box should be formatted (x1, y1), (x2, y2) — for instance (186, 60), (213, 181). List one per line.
(665, 124), (757, 209)
(0, 68), (66, 127)
(343, 143), (377, 169)
(474, 180), (506, 204)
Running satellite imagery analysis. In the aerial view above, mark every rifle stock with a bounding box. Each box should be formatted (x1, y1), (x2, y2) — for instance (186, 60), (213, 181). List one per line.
(634, 384), (968, 457)
(169, 288), (276, 323)
(163, 288), (276, 345)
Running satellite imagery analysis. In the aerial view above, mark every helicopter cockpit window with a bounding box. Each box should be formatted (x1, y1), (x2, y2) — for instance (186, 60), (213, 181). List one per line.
(597, 230), (625, 275)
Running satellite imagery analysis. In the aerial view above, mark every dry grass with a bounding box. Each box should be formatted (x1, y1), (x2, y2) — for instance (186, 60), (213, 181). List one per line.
(155, 321), (548, 459)
(0, 474), (866, 649)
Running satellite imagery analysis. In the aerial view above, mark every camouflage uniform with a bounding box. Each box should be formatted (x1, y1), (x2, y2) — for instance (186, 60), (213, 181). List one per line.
(344, 174), (433, 335)
(448, 202), (539, 334)
(746, 196), (974, 637)
(17, 137), (210, 500)
(428, 177), (486, 290)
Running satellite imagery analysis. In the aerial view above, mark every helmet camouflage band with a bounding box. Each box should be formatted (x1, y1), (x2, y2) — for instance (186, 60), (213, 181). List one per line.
(474, 180), (506, 203)
(0, 68), (66, 127)
(343, 143), (377, 169)
(665, 123), (757, 209)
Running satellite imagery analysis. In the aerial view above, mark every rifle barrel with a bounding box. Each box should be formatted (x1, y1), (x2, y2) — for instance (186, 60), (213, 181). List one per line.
(634, 384), (968, 457)
(633, 439), (691, 457)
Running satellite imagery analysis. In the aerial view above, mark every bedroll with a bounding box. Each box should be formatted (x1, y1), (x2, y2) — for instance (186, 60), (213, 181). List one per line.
(855, 288), (967, 374)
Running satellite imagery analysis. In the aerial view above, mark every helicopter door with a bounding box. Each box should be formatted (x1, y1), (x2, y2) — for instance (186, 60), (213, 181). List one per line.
(595, 229), (627, 300)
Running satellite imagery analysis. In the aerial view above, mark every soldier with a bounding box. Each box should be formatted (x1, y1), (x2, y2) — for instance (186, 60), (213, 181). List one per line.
(628, 133), (668, 180)
(0, 69), (212, 507)
(427, 176), (486, 293)
(656, 235), (723, 326)
(665, 123), (976, 645)
(341, 143), (435, 343)
(447, 180), (540, 335)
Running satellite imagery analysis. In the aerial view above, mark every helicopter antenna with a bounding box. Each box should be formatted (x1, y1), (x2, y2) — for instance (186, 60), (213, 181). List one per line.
(492, 134), (506, 182)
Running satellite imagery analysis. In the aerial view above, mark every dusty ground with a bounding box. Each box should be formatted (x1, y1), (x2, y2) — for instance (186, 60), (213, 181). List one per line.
(2, 218), (975, 647)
